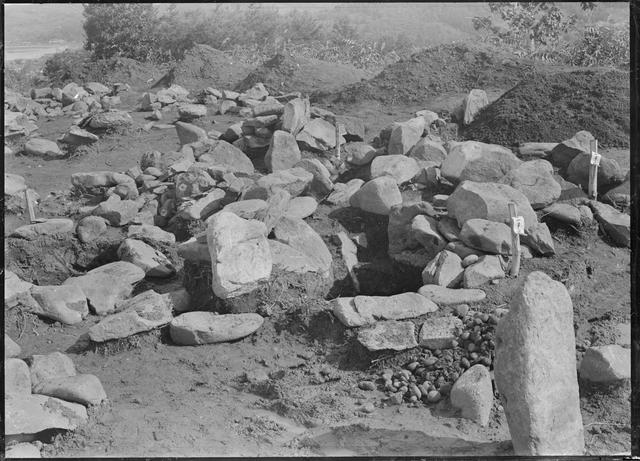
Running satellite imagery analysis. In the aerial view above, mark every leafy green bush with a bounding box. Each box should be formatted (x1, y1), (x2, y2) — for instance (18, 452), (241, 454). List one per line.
(42, 49), (94, 87)
(568, 23), (629, 67)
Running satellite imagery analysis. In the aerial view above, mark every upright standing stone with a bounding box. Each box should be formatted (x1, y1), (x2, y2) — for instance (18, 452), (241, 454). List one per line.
(494, 271), (584, 455)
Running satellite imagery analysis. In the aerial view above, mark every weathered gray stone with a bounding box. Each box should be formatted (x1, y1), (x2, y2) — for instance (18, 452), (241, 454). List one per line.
(326, 179), (363, 206)
(296, 117), (342, 152)
(10, 219), (75, 240)
(521, 222), (555, 256)
(23, 138), (63, 158)
(332, 293), (438, 327)
(5, 334), (21, 358)
(344, 142), (379, 166)
(567, 152), (624, 191)
(285, 196), (317, 219)
(127, 224), (176, 245)
(436, 216), (461, 242)
(499, 160), (561, 209)
(579, 345), (630, 382)
(495, 271), (584, 455)
(450, 364), (493, 426)
(387, 118), (425, 156)
(281, 98), (309, 136)
(29, 285), (88, 325)
(117, 239), (175, 277)
(294, 159), (333, 200)
(446, 241), (484, 260)
(370, 155), (421, 185)
(198, 141), (254, 175)
(221, 199), (268, 219)
(5, 395), (87, 437)
(92, 196), (139, 226)
(550, 131), (594, 170)
(34, 374), (107, 406)
(269, 240), (321, 275)
(589, 201), (630, 247)
(176, 188), (226, 221)
(88, 290), (173, 342)
(207, 212), (272, 298)
(71, 171), (133, 189)
(463, 255), (506, 288)
(178, 103), (207, 121)
(246, 168), (313, 199)
(421, 250), (464, 288)
(87, 110), (132, 130)
(29, 352), (76, 390)
(350, 177), (402, 215)
(170, 312), (264, 345)
(441, 141), (521, 185)
(273, 216), (332, 278)
(265, 130), (301, 172)
(5, 442), (42, 458)
(335, 115), (365, 142)
(602, 179), (630, 208)
(447, 181), (538, 229)
(411, 215), (447, 255)
(460, 89), (488, 125)
(419, 316), (463, 349)
(542, 203), (582, 226)
(357, 320), (418, 351)
(5, 358), (31, 397)
(408, 138), (447, 166)
(76, 216), (108, 243)
(460, 219), (512, 255)
(418, 285), (486, 306)
(175, 121), (208, 146)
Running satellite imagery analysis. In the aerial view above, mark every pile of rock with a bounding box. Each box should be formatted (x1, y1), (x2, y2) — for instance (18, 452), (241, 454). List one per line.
(5, 343), (107, 456)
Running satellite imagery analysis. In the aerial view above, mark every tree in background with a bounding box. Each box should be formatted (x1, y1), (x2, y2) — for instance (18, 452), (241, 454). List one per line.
(473, 2), (596, 54)
(83, 4), (160, 61)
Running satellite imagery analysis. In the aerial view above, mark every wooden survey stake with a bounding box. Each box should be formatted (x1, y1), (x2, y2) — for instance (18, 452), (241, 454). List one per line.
(588, 139), (600, 200)
(24, 189), (36, 223)
(335, 123), (342, 160)
(509, 203), (525, 277)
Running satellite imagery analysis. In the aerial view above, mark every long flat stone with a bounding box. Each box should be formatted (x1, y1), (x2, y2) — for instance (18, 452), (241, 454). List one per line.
(5, 394), (88, 437)
(332, 293), (437, 327)
(357, 320), (418, 351)
(170, 312), (264, 345)
(418, 285), (486, 306)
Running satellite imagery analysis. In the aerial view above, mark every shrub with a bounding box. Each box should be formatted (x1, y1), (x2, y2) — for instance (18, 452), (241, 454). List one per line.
(568, 23), (629, 67)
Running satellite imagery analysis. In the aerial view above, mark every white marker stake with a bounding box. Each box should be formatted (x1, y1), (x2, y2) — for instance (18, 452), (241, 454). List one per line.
(508, 203), (524, 277)
(335, 123), (342, 160)
(24, 189), (36, 223)
(588, 139), (600, 200)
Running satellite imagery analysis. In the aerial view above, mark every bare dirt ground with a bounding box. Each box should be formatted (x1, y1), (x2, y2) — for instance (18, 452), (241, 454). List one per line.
(4, 53), (631, 457)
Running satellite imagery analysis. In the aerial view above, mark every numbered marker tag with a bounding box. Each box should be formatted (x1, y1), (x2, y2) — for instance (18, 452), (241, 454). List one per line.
(590, 152), (601, 166)
(512, 216), (525, 236)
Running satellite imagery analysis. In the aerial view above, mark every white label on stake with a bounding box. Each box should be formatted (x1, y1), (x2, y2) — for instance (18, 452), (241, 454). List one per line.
(590, 152), (601, 166)
(512, 216), (525, 235)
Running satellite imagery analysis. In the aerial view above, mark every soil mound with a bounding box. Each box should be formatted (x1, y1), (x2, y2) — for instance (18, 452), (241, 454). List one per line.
(170, 44), (253, 91)
(463, 69), (630, 148)
(312, 43), (535, 105)
(234, 53), (372, 96)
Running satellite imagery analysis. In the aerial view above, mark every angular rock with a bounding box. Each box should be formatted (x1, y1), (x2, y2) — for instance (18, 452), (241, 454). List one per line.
(293, 159), (333, 200)
(29, 285), (89, 325)
(10, 219), (74, 240)
(269, 240), (322, 275)
(5, 334), (22, 358)
(332, 293), (438, 327)
(207, 212), (272, 298)
(418, 285), (486, 306)
(387, 202), (436, 255)
(170, 312), (264, 345)
(273, 216), (332, 278)
(447, 181), (538, 229)
(357, 320), (418, 351)
(460, 219), (512, 255)
(5, 395), (87, 437)
(326, 179), (363, 206)
(542, 203), (582, 226)
(34, 374), (107, 406)
(411, 215), (447, 255)
(550, 131), (594, 170)
(71, 171), (133, 189)
(579, 345), (630, 382)
(127, 224), (176, 245)
(92, 196), (139, 226)
(499, 160), (561, 209)
(446, 241), (484, 260)
(88, 290), (173, 342)
(252, 100), (284, 117)
(23, 138), (63, 159)
(246, 168), (313, 199)
(59, 125), (99, 145)
(602, 179), (630, 208)
(419, 316), (463, 349)
(349, 176), (402, 215)
(76, 216), (108, 243)
(176, 239), (211, 263)
(29, 352), (76, 390)
(285, 196), (317, 219)
(460, 89), (489, 125)
(344, 142), (379, 166)
(5, 442), (42, 458)
(197, 141), (254, 175)
(222, 199), (268, 219)
(463, 255), (506, 288)
(521, 222), (555, 256)
(567, 153), (624, 191)
(335, 115), (365, 142)
(589, 201), (630, 247)
(281, 98), (309, 136)
(441, 141), (521, 185)
(6, 358), (31, 397)
(117, 239), (175, 278)
(5, 173), (27, 196)
(387, 118), (425, 156)
(370, 155), (421, 185)
(265, 130), (301, 172)
(495, 271), (584, 455)
(295, 118), (342, 151)
(421, 250), (464, 288)
(175, 121), (207, 146)
(436, 216), (461, 242)
(176, 188), (226, 221)
(61, 82), (87, 106)
(450, 364), (493, 426)
(178, 103), (207, 122)
(408, 138), (447, 166)
(253, 188), (291, 233)
(87, 110), (132, 130)
(84, 82), (110, 96)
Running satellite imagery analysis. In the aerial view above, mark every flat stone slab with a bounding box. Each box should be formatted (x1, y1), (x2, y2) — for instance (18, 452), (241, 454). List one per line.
(419, 316), (463, 349)
(88, 290), (173, 342)
(357, 320), (418, 351)
(5, 394), (88, 437)
(10, 219), (74, 240)
(418, 285), (486, 306)
(590, 201), (630, 247)
(33, 374), (107, 406)
(170, 312), (264, 345)
(29, 285), (89, 325)
(332, 293), (438, 327)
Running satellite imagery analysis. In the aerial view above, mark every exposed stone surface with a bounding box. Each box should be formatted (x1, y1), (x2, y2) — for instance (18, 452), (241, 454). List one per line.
(521, 222), (555, 256)
(344, 142), (379, 166)
(450, 364), (493, 426)
(222, 199), (268, 219)
(495, 271), (584, 455)
(29, 352), (76, 390)
(357, 320), (418, 351)
(460, 219), (512, 255)
(281, 98), (309, 136)
(92, 196), (139, 226)
(411, 215), (447, 255)
(117, 239), (176, 278)
(76, 216), (108, 243)
(127, 224), (176, 245)
(436, 216), (461, 242)
(6, 358), (31, 397)
(567, 152), (624, 190)
(579, 345), (631, 382)
(5, 270), (35, 309)
(5, 442), (42, 458)
(387, 118), (425, 156)
(24, 138), (63, 159)
(463, 255), (506, 288)
(294, 158), (334, 200)
(349, 176), (402, 215)
(170, 312), (264, 345)
(499, 160), (561, 209)
(441, 141), (521, 185)
(207, 212), (272, 298)
(460, 89), (489, 125)
(370, 155), (421, 185)
(34, 374), (107, 406)
(10, 219), (75, 240)
(332, 293), (438, 327)
(418, 285), (486, 306)
(285, 196), (317, 219)
(265, 130), (301, 172)
(296, 118), (343, 152)
(326, 179), (363, 206)
(421, 250), (464, 288)
(419, 316), (463, 349)
(273, 216), (332, 279)
(550, 130), (594, 170)
(198, 141), (254, 175)
(408, 138), (447, 166)
(5, 395), (88, 437)
(5, 334), (22, 358)
(247, 167), (313, 199)
(589, 201), (630, 247)
(29, 285), (89, 325)
(542, 203), (582, 226)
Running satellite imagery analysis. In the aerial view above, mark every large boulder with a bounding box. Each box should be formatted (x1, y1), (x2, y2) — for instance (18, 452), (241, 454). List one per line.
(265, 130), (301, 172)
(370, 155), (421, 185)
(499, 160), (561, 209)
(387, 117), (425, 156)
(326, 179), (363, 206)
(296, 118), (343, 152)
(335, 115), (365, 142)
(198, 141), (254, 175)
(23, 138), (63, 159)
(92, 196), (139, 226)
(281, 98), (309, 136)
(29, 285), (88, 325)
(419, 316), (463, 349)
(566, 152), (624, 191)
(447, 181), (537, 229)
(463, 255), (506, 288)
(293, 159), (333, 200)
(273, 216), (332, 279)
(459, 218), (512, 255)
(175, 121), (208, 146)
(207, 212), (272, 298)
(495, 271), (584, 455)
(408, 138), (447, 166)
(246, 167), (313, 199)
(441, 141), (521, 185)
(387, 202), (437, 255)
(5, 395), (87, 438)
(117, 239), (176, 278)
(344, 142), (379, 166)
(349, 176), (402, 215)
(550, 131), (594, 170)
(579, 345), (630, 382)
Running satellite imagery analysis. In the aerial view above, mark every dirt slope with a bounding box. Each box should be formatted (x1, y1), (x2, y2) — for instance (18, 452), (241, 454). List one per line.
(463, 68), (630, 148)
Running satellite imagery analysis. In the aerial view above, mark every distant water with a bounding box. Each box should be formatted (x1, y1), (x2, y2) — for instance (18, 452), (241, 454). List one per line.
(4, 43), (82, 62)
